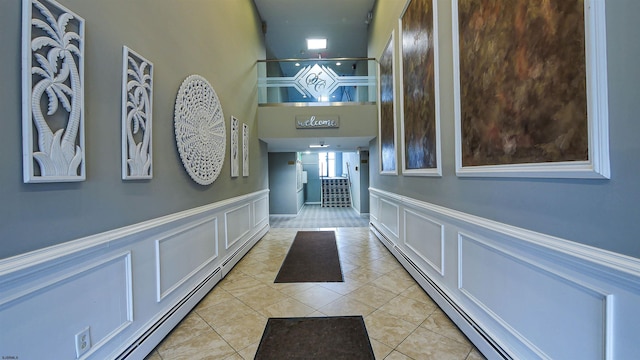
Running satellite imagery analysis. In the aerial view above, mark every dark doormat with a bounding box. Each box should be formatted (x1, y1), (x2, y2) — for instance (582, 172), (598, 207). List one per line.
(274, 231), (343, 283)
(254, 316), (375, 360)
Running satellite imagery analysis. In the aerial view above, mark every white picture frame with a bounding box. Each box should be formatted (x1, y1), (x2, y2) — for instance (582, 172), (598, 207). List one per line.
(452, 0), (610, 179)
(378, 30), (398, 176)
(398, 0), (442, 177)
(121, 46), (153, 180)
(22, 0), (86, 183)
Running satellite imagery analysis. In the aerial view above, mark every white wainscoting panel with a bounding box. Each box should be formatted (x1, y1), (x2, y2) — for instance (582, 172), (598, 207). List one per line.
(156, 216), (218, 302)
(0, 189), (270, 360)
(404, 209), (445, 276)
(379, 197), (400, 239)
(370, 193), (379, 221)
(459, 233), (610, 359)
(253, 196), (269, 227)
(369, 188), (640, 360)
(225, 204), (252, 250)
(0, 252), (132, 360)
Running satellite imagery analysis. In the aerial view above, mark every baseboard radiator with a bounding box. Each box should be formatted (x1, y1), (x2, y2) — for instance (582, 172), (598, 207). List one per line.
(370, 223), (511, 360)
(222, 237), (254, 268)
(116, 267), (221, 359)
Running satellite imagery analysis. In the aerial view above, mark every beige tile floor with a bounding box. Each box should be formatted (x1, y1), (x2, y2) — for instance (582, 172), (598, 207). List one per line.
(145, 227), (486, 360)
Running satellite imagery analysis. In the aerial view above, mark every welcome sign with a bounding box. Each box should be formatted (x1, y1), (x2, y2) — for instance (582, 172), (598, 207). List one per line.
(295, 115), (340, 129)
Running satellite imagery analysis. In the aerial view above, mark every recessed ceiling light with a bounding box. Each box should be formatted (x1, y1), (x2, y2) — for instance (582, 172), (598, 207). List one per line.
(295, 62), (300, 66)
(307, 38), (327, 50)
(336, 62), (341, 66)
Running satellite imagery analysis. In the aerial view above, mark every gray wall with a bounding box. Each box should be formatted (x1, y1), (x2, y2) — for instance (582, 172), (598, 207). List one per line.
(268, 152), (298, 214)
(368, 0), (640, 258)
(0, 0), (267, 259)
(302, 153), (321, 203)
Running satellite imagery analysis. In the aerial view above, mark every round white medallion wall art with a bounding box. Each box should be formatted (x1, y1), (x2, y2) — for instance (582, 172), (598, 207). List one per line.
(174, 75), (226, 185)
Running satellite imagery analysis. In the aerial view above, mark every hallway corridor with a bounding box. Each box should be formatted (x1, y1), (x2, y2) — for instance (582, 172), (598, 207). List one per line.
(269, 204), (370, 228)
(145, 227), (484, 359)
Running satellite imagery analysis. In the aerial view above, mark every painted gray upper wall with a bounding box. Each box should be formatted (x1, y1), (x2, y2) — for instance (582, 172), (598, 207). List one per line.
(368, 0), (640, 258)
(0, 0), (267, 258)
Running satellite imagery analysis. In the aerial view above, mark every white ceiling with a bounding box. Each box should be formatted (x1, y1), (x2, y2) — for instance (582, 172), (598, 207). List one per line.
(253, 0), (377, 153)
(253, 0), (376, 59)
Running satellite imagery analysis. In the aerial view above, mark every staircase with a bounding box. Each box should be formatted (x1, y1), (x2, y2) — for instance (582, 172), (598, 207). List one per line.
(321, 177), (351, 207)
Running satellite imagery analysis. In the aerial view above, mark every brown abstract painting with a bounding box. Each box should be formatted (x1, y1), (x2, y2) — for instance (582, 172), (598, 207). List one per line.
(401, 0), (438, 170)
(379, 33), (396, 173)
(457, 0), (588, 167)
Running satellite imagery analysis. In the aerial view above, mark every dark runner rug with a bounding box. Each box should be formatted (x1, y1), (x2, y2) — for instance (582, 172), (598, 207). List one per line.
(274, 231), (343, 283)
(254, 316), (375, 360)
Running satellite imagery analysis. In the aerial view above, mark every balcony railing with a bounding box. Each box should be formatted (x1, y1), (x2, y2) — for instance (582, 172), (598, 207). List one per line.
(257, 57), (377, 106)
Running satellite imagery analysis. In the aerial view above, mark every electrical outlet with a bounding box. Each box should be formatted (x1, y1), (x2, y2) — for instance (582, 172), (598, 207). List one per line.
(75, 327), (91, 358)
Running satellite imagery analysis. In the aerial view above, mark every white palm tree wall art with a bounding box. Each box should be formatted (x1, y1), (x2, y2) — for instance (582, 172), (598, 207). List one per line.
(22, 0), (85, 183)
(122, 46), (153, 180)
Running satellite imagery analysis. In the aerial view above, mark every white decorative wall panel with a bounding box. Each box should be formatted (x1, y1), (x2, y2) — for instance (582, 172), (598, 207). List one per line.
(459, 233), (610, 360)
(22, 0), (86, 183)
(174, 75), (226, 185)
(156, 216), (218, 301)
(404, 209), (444, 276)
(379, 198), (399, 238)
(369, 188), (640, 360)
(122, 46), (153, 180)
(0, 253), (132, 359)
(370, 194), (379, 221)
(225, 204), (251, 249)
(253, 196), (269, 227)
(242, 122), (249, 177)
(230, 116), (239, 177)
